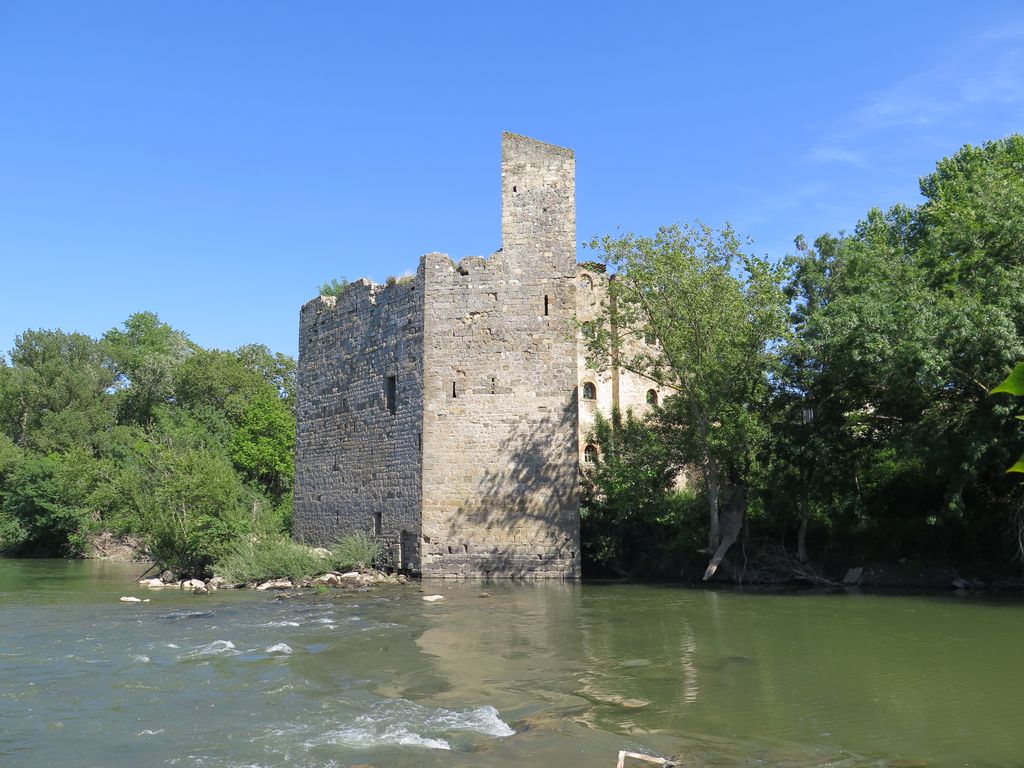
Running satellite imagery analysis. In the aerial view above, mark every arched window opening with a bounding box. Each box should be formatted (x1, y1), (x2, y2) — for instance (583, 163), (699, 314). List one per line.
(646, 389), (658, 406)
(583, 444), (598, 464)
(582, 382), (597, 400)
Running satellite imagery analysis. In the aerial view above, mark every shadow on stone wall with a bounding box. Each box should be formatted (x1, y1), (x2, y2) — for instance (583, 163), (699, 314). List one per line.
(435, 392), (580, 577)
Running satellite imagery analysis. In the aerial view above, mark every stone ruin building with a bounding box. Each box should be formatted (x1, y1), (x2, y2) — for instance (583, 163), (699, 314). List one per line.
(294, 133), (668, 578)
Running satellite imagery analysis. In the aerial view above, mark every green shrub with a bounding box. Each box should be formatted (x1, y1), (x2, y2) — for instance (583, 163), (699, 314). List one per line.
(0, 448), (94, 556)
(319, 277), (350, 297)
(143, 440), (253, 576)
(214, 536), (325, 584)
(331, 531), (380, 570)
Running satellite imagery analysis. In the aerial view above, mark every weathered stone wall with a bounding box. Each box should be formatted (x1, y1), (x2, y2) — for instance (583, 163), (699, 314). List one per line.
(294, 273), (424, 570)
(418, 133), (581, 578)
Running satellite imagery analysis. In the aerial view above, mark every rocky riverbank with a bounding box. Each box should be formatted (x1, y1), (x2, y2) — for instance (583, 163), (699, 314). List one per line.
(137, 568), (408, 595)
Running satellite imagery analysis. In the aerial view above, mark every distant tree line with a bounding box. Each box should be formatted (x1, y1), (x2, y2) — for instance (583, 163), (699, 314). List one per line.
(0, 312), (297, 576)
(581, 135), (1024, 580)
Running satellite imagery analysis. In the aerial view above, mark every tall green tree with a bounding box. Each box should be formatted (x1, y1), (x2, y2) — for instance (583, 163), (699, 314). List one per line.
(775, 136), (1024, 565)
(104, 312), (192, 425)
(0, 330), (117, 453)
(230, 388), (296, 498)
(236, 343), (298, 405)
(582, 223), (789, 577)
(172, 348), (268, 422)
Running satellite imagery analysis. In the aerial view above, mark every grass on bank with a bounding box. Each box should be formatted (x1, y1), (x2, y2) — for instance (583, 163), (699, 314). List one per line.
(214, 531), (381, 584)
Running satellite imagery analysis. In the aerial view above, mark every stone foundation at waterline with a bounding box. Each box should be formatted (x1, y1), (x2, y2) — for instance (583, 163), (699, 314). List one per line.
(295, 133), (664, 578)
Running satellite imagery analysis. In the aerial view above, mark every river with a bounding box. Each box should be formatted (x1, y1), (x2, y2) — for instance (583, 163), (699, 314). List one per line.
(1, 559), (1022, 767)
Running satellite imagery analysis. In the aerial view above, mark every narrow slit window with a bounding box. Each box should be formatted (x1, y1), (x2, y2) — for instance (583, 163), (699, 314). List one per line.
(373, 512), (382, 536)
(385, 375), (397, 414)
(544, 295), (549, 316)
(490, 376), (496, 394)
(452, 381), (457, 398)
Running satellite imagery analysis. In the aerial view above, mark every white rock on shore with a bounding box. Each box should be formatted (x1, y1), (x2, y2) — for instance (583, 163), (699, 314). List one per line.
(312, 573), (342, 586)
(136, 569), (405, 596)
(256, 578), (294, 591)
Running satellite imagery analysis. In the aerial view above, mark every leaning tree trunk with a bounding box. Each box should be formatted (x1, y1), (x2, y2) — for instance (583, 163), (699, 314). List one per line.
(797, 490), (809, 564)
(703, 450), (721, 551)
(703, 483), (746, 581)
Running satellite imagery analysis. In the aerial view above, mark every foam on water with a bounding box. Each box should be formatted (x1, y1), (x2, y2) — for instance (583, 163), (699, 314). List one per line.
(259, 620), (300, 628)
(265, 643), (293, 654)
(300, 698), (515, 753)
(315, 724), (451, 751)
(159, 610), (215, 621)
(427, 704), (516, 737)
(182, 640), (237, 658)
(360, 622), (399, 632)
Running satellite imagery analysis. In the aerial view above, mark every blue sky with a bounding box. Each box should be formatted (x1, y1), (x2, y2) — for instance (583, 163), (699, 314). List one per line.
(2, 2), (1023, 359)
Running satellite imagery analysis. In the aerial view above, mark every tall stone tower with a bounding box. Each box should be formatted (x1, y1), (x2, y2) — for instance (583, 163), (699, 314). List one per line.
(294, 133), (580, 578)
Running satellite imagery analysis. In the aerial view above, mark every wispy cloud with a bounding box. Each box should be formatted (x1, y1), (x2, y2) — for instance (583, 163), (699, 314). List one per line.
(807, 22), (1024, 167)
(737, 16), (1024, 262)
(804, 146), (871, 168)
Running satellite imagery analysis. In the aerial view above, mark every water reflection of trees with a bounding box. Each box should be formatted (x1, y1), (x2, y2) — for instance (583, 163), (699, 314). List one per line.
(576, 586), (706, 735)
(358, 583), (1024, 767)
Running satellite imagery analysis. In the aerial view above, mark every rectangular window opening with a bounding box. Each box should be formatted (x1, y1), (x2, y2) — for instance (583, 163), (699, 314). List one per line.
(544, 295), (549, 316)
(385, 375), (397, 414)
(452, 381), (457, 398)
(373, 512), (382, 536)
(490, 376), (496, 394)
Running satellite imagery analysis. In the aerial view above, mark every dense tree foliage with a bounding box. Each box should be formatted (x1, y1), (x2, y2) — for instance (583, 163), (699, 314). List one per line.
(584, 136), (1024, 579)
(769, 136), (1024, 568)
(0, 313), (296, 574)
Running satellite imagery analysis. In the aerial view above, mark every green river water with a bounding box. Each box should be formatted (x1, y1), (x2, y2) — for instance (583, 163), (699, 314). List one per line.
(1, 559), (1022, 767)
